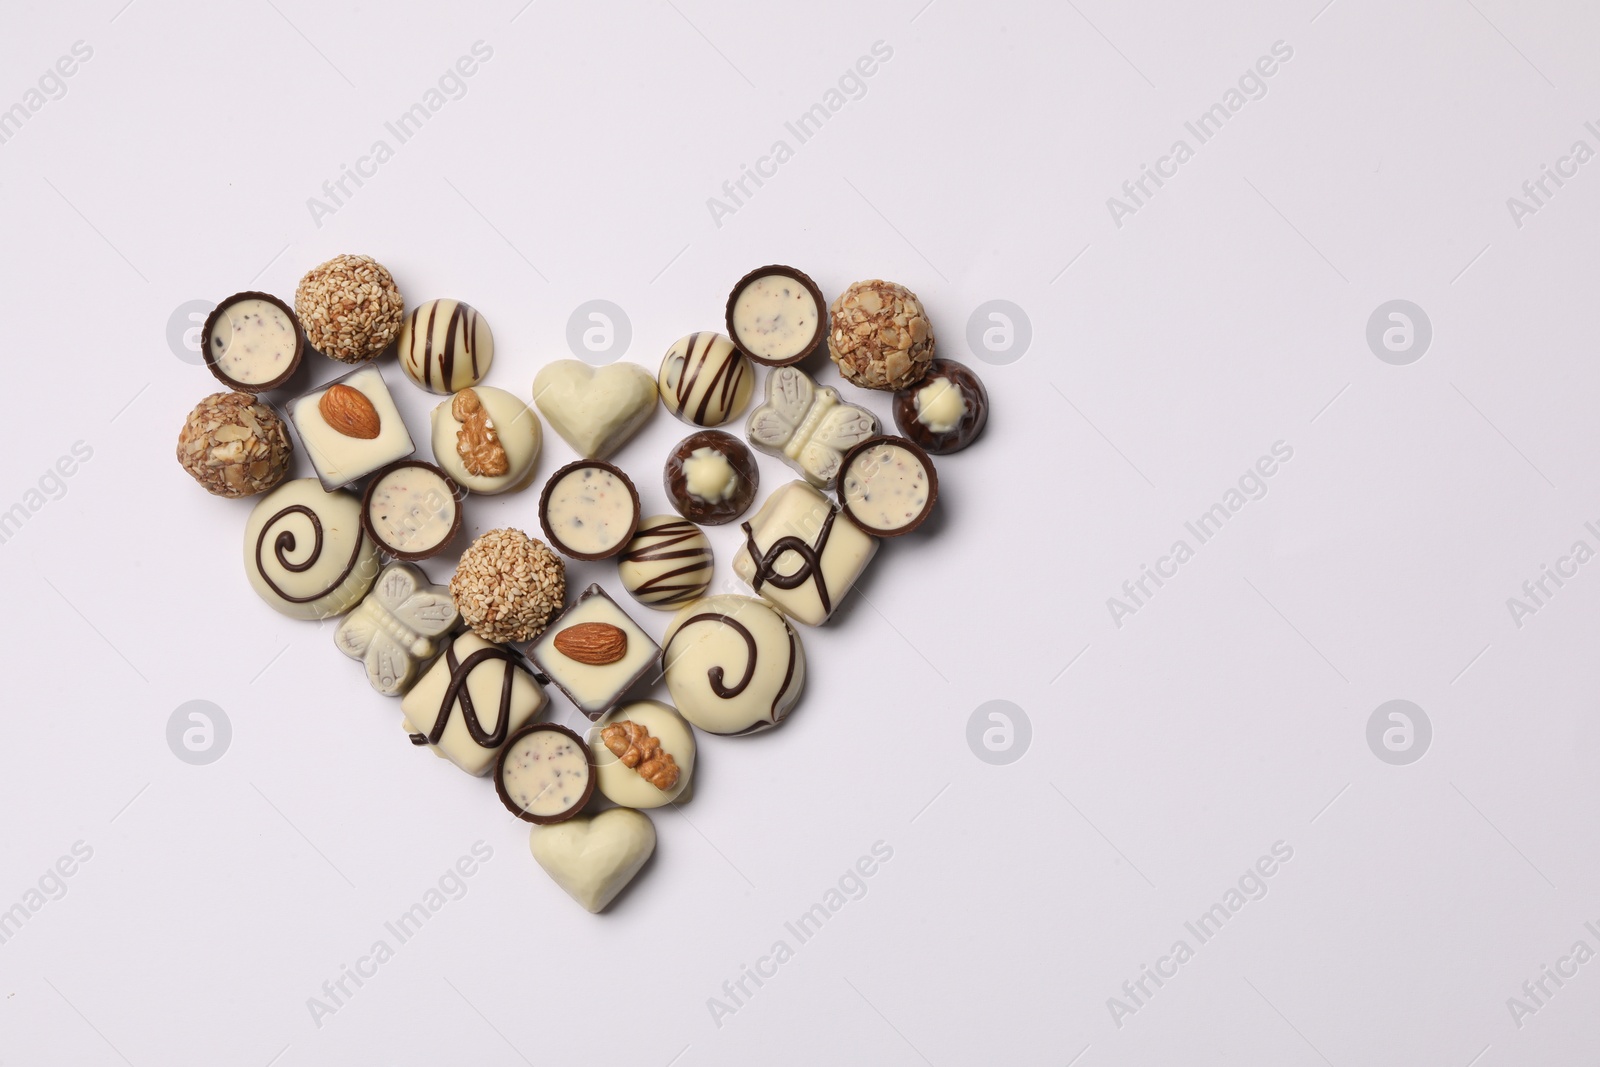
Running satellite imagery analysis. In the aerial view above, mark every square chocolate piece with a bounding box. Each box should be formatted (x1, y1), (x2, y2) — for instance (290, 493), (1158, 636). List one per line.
(289, 364), (415, 490)
(531, 584), (660, 720)
(400, 633), (548, 776)
(731, 480), (878, 626)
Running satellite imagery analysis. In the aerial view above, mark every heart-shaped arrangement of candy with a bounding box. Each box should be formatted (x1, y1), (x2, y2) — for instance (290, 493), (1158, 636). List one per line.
(175, 256), (990, 912)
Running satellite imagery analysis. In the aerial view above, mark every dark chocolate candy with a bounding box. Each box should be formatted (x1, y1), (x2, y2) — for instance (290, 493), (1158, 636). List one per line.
(837, 434), (939, 538)
(538, 459), (642, 561)
(891, 358), (988, 455)
(664, 430), (759, 525)
(201, 290), (304, 394)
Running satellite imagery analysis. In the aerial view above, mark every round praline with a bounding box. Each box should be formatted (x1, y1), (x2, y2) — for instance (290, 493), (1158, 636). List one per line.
(663, 430), (759, 525)
(891, 358), (988, 454)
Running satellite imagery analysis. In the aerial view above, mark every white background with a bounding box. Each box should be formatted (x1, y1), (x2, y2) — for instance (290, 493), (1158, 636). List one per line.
(2, 0), (1597, 1063)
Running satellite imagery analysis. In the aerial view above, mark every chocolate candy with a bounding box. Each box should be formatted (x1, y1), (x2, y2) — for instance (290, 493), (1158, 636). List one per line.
(664, 430), (758, 525)
(430, 386), (541, 495)
(724, 265), (825, 366)
(530, 584), (659, 720)
(732, 480), (878, 626)
(494, 723), (595, 824)
(837, 435), (938, 538)
(288, 365), (416, 490)
(661, 594), (806, 735)
(176, 391), (292, 498)
(532, 360), (658, 460)
(401, 632), (549, 776)
(243, 478), (379, 620)
(589, 700), (694, 809)
(891, 358), (988, 454)
(360, 460), (461, 561)
(658, 332), (753, 427)
(529, 808), (655, 913)
(827, 278), (935, 390)
(616, 516), (714, 610)
(201, 291), (302, 392)
(746, 365), (879, 489)
(538, 460), (640, 561)
(450, 528), (565, 644)
(333, 561), (457, 696)
(295, 254), (404, 364)
(397, 299), (493, 394)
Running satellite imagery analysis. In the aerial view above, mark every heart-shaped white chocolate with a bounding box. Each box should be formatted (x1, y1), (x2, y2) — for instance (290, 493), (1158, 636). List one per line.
(532, 360), (658, 460)
(529, 808), (656, 913)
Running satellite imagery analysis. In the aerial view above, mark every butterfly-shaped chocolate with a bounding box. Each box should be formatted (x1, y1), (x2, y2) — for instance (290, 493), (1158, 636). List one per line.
(334, 562), (458, 696)
(745, 366), (879, 488)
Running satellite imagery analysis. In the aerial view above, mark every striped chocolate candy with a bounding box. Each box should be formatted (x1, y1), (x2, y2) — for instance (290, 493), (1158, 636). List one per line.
(657, 331), (753, 427)
(398, 299), (494, 394)
(616, 516), (713, 610)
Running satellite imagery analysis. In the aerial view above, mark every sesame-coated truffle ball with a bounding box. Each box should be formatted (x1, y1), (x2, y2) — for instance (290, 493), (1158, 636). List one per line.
(295, 254), (405, 363)
(450, 528), (566, 644)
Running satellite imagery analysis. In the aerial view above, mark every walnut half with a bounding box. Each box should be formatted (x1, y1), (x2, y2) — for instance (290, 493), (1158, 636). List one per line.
(452, 388), (510, 477)
(601, 720), (679, 791)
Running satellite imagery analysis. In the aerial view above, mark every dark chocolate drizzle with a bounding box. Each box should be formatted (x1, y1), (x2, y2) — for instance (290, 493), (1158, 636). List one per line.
(740, 505), (839, 617)
(254, 504), (367, 604)
(416, 643), (526, 749)
(621, 519), (712, 606)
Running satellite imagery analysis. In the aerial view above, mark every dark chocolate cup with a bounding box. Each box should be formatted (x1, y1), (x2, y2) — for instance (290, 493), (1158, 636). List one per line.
(494, 722), (596, 825)
(664, 430), (759, 525)
(360, 459), (464, 562)
(538, 459), (642, 561)
(836, 434), (939, 538)
(201, 291), (304, 394)
(891, 358), (989, 455)
(724, 264), (826, 367)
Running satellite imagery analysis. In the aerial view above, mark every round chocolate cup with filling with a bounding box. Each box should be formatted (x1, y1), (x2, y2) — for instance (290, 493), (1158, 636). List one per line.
(724, 264), (826, 367)
(494, 722), (596, 825)
(360, 459), (463, 562)
(538, 459), (642, 562)
(201, 291), (304, 394)
(891, 358), (989, 455)
(664, 430), (759, 525)
(836, 434), (939, 538)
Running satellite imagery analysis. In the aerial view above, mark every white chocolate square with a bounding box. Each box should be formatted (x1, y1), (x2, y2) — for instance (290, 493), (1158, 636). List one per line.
(289, 365), (415, 489)
(531, 585), (658, 718)
(732, 480), (877, 625)
(400, 633), (548, 775)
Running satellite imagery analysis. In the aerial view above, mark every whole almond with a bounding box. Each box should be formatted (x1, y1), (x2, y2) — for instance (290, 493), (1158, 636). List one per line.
(319, 384), (381, 439)
(553, 622), (627, 665)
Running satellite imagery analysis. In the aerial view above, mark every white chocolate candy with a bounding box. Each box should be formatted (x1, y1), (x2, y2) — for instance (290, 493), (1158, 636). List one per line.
(209, 297), (297, 386)
(590, 700), (694, 809)
(658, 332), (753, 427)
(243, 478), (379, 620)
(532, 360), (658, 459)
(401, 633), (548, 776)
(398, 299), (493, 394)
(364, 463), (457, 559)
(662, 594), (806, 735)
(529, 808), (656, 914)
(732, 480), (878, 626)
(497, 725), (592, 822)
(334, 562), (457, 696)
(617, 517), (714, 610)
(840, 440), (934, 536)
(530, 584), (659, 719)
(539, 463), (638, 559)
(289, 365), (415, 490)
(729, 274), (820, 364)
(746, 366), (879, 489)
(430, 386), (541, 495)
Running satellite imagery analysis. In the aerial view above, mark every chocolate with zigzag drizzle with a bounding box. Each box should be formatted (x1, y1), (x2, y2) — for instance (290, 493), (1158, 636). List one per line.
(400, 632), (548, 776)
